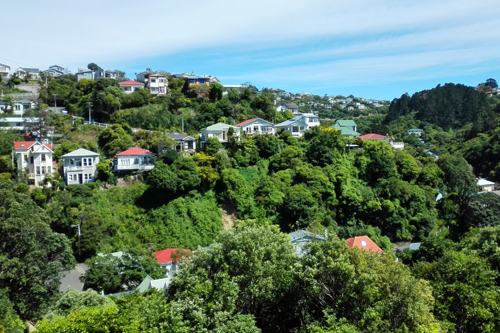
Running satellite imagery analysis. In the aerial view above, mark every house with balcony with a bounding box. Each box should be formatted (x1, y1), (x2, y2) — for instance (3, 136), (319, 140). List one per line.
(235, 118), (275, 136)
(274, 113), (320, 138)
(0, 63), (10, 80)
(330, 123), (360, 137)
(200, 123), (241, 147)
(114, 147), (155, 172)
(62, 148), (99, 185)
(14, 141), (54, 187)
(42, 65), (71, 77)
(146, 73), (168, 95)
(172, 72), (219, 86)
(118, 80), (145, 94)
(166, 132), (197, 153)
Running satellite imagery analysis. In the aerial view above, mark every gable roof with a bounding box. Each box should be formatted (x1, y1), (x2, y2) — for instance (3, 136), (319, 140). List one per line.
(477, 178), (495, 187)
(336, 119), (357, 127)
(63, 148), (99, 158)
(166, 132), (196, 141)
(235, 118), (274, 127)
(346, 236), (384, 254)
(330, 125), (360, 137)
(153, 248), (190, 264)
(14, 141), (52, 151)
(116, 147), (154, 156)
(359, 133), (386, 139)
(204, 123), (240, 131)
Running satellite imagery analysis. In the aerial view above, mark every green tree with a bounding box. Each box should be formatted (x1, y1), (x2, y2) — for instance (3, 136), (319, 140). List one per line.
(97, 124), (134, 157)
(0, 179), (75, 320)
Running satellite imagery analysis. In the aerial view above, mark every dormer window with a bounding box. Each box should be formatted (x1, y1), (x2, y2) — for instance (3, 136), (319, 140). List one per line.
(361, 241), (367, 247)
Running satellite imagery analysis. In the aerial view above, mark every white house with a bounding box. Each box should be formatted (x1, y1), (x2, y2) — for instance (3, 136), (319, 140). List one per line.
(114, 147), (155, 172)
(76, 68), (117, 81)
(275, 103), (299, 114)
(118, 80), (145, 94)
(477, 178), (495, 192)
(0, 63), (10, 80)
(147, 73), (168, 95)
(166, 132), (197, 152)
(235, 118), (275, 135)
(0, 117), (40, 131)
(0, 100), (35, 115)
(14, 141), (55, 187)
(62, 148), (99, 185)
(200, 123), (241, 146)
(14, 67), (40, 80)
(75, 68), (94, 81)
(274, 113), (320, 137)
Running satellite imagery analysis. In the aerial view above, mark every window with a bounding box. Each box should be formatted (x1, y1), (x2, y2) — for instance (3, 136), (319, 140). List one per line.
(120, 159), (130, 166)
(30, 156), (34, 164)
(70, 159), (74, 165)
(41, 166), (45, 175)
(360, 241), (367, 247)
(76, 159), (82, 167)
(41, 154), (46, 162)
(36, 166), (40, 174)
(88, 174), (93, 180)
(69, 174), (73, 181)
(134, 158), (139, 164)
(24, 154), (28, 162)
(189, 79), (196, 84)
(84, 174), (88, 180)
(150, 79), (156, 83)
(83, 158), (87, 166)
(88, 158), (93, 166)
(160, 79), (164, 83)
(15, 104), (21, 110)
(292, 126), (299, 132)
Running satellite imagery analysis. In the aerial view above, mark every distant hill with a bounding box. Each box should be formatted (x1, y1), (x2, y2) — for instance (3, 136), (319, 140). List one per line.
(386, 83), (489, 130)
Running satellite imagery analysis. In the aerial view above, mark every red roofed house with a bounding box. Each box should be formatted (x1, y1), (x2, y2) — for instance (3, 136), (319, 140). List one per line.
(235, 118), (275, 135)
(359, 133), (386, 140)
(154, 248), (190, 277)
(14, 141), (55, 187)
(346, 236), (385, 254)
(114, 147), (155, 172)
(118, 80), (145, 94)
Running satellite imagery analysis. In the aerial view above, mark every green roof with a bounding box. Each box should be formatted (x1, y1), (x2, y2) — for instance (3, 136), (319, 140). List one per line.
(336, 119), (357, 127)
(408, 128), (423, 132)
(329, 124), (360, 136)
(136, 275), (154, 293)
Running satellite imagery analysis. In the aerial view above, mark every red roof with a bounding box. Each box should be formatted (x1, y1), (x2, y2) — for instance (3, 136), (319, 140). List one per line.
(153, 248), (190, 264)
(14, 141), (52, 150)
(346, 236), (384, 254)
(118, 80), (144, 87)
(235, 118), (259, 127)
(116, 147), (154, 156)
(359, 133), (386, 140)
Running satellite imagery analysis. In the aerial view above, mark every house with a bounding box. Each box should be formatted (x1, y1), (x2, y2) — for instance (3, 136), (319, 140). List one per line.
(358, 133), (386, 140)
(0, 63), (10, 80)
(200, 123), (241, 146)
(423, 149), (439, 161)
(289, 229), (326, 257)
(14, 67), (40, 80)
(146, 73), (168, 95)
(42, 65), (71, 77)
(118, 80), (145, 94)
(14, 141), (55, 187)
(335, 120), (357, 132)
(346, 236), (384, 254)
(114, 147), (155, 172)
(62, 148), (99, 185)
(154, 248), (190, 277)
(235, 118), (275, 136)
(274, 113), (320, 138)
(330, 123), (360, 137)
(0, 100), (35, 115)
(275, 103), (299, 114)
(76, 68), (116, 81)
(166, 132), (197, 152)
(223, 84), (247, 92)
(0, 117), (41, 132)
(477, 178), (495, 192)
(172, 72), (219, 85)
(407, 128), (423, 136)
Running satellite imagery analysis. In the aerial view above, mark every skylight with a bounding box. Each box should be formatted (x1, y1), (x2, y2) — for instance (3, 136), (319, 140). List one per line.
(360, 241), (367, 247)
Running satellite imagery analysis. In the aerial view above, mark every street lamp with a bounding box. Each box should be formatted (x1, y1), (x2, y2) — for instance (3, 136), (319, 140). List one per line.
(71, 224), (81, 257)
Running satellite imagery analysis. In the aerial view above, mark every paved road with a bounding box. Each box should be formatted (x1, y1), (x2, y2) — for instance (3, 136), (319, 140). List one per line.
(59, 263), (88, 292)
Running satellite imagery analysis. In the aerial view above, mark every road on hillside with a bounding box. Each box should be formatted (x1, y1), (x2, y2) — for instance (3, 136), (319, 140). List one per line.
(59, 263), (89, 292)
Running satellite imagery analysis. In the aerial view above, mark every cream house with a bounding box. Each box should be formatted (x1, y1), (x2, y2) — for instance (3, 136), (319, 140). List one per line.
(62, 148), (99, 185)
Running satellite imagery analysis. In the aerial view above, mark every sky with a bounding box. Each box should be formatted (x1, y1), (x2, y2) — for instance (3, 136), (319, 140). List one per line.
(2, 0), (500, 100)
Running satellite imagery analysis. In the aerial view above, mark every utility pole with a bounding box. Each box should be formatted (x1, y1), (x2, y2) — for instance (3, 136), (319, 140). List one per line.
(87, 102), (92, 123)
(182, 117), (184, 132)
(52, 93), (58, 111)
(71, 224), (81, 258)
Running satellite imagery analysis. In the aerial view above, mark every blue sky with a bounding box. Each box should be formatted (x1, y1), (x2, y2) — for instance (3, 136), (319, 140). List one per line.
(2, 0), (500, 100)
